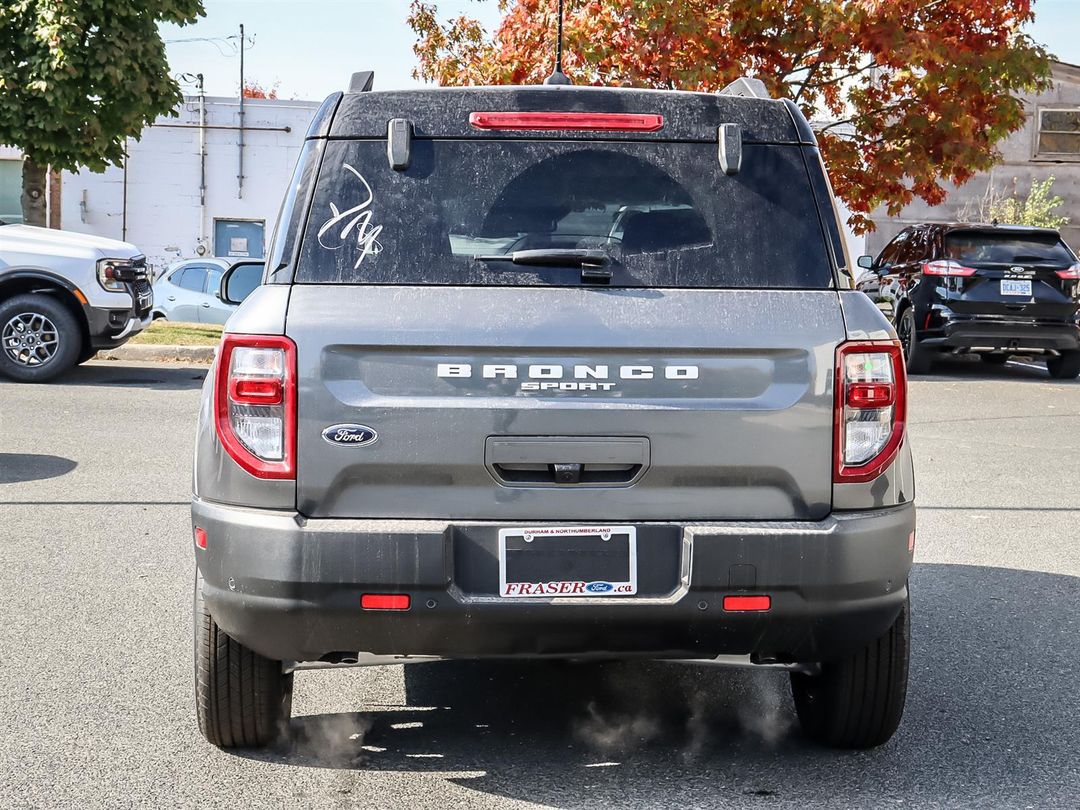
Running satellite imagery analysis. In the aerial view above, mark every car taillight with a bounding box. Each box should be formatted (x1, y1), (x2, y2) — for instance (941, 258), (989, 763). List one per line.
(834, 341), (906, 483)
(922, 260), (976, 277)
(468, 111), (664, 132)
(1056, 263), (1080, 280)
(214, 334), (296, 479)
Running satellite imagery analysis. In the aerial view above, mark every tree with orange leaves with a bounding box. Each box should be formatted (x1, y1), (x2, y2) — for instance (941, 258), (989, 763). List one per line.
(408, 0), (1051, 232)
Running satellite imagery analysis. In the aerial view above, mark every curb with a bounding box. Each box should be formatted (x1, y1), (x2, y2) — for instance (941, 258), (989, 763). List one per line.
(96, 344), (217, 364)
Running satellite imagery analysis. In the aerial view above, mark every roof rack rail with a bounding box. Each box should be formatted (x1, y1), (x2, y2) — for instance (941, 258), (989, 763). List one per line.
(348, 71), (375, 93)
(719, 77), (770, 99)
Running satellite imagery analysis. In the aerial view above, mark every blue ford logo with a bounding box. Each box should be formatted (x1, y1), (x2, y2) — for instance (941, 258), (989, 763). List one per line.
(586, 582), (614, 593)
(322, 424), (378, 447)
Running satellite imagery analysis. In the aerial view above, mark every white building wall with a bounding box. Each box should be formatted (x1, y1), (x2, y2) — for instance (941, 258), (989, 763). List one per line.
(59, 96), (321, 274)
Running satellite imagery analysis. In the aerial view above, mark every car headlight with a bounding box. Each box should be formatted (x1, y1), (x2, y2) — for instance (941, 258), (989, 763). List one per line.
(96, 258), (128, 292)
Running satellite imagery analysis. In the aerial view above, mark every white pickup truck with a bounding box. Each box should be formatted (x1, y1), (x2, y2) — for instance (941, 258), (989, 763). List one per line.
(0, 222), (152, 382)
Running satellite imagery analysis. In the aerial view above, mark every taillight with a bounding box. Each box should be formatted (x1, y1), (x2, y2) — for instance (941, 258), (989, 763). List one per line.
(214, 334), (296, 479)
(834, 341), (906, 483)
(468, 111), (664, 132)
(1056, 263), (1080, 280)
(922, 260), (976, 277)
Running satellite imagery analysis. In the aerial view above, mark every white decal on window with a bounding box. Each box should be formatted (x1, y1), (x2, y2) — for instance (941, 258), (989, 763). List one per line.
(317, 164), (384, 268)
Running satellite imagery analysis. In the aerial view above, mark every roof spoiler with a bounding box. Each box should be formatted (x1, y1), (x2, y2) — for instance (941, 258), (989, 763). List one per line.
(719, 76), (770, 99)
(348, 71), (375, 93)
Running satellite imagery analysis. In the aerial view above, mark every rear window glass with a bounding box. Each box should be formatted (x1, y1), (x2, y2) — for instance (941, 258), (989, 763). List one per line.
(295, 139), (834, 288)
(945, 232), (1075, 265)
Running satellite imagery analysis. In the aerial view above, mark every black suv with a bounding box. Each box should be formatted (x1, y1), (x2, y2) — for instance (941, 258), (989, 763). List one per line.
(857, 224), (1080, 376)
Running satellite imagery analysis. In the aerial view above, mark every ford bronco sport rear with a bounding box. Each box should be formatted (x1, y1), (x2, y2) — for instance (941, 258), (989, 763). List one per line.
(192, 77), (915, 751)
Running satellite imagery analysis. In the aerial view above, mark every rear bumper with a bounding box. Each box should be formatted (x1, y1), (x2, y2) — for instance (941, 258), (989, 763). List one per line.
(192, 499), (915, 665)
(923, 316), (1080, 352)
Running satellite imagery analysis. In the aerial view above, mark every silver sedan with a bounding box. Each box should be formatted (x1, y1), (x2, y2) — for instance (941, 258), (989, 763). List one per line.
(151, 258), (237, 325)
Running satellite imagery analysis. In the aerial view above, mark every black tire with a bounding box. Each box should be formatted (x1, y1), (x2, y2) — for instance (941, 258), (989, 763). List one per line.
(0, 293), (82, 382)
(77, 344), (98, 365)
(980, 353), (1009, 365)
(194, 575), (292, 748)
(790, 595), (910, 749)
(897, 308), (932, 374)
(1046, 351), (1080, 380)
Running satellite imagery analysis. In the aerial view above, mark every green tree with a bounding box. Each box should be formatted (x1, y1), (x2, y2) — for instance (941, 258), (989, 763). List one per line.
(0, 1), (204, 226)
(990, 177), (1071, 229)
(959, 176), (1071, 229)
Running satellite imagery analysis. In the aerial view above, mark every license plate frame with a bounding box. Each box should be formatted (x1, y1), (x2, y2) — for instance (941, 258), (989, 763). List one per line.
(1001, 279), (1032, 297)
(498, 525), (637, 598)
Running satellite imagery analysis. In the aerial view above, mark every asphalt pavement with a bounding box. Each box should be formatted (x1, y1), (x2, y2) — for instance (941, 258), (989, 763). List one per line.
(1, 356), (1078, 809)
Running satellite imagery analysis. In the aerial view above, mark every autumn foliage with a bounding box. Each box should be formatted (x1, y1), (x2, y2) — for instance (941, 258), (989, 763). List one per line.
(408, 0), (1052, 232)
(242, 80), (279, 99)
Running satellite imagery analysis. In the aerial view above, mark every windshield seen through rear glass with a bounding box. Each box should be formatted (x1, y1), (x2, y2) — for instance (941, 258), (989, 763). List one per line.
(945, 232), (1075, 266)
(295, 139), (834, 288)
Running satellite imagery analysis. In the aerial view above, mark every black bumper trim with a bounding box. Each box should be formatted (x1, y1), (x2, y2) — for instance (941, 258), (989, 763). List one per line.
(192, 500), (915, 665)
(923, 318), (1080, 352)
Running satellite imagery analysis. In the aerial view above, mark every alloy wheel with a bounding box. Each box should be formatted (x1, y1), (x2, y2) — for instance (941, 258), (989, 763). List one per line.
(2, 311), (61, 367)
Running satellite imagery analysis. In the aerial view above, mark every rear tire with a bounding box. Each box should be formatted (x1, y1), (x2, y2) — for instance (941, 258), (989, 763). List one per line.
(898, 308), (932, 374)
(0, 293), (82, 382)
(1046, 351), (1080, 380)
(194, 575), (292, 748)
(790, 595), (910, 749)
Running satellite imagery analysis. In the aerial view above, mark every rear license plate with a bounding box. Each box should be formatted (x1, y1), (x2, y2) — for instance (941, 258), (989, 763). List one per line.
(1001, 279), (1032, 296)
(498, 526), (637, 598)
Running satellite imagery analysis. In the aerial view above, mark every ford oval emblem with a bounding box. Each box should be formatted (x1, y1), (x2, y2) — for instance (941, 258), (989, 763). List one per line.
(586, 582), (614, 593)
(322, 424), (378, 447)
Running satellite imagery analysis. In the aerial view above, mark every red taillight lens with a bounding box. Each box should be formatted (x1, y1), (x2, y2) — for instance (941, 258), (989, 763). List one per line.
(846, 382), (895, 409)
(361, 594), (411, 611)
(834, 341), (906, 483)
(229, 377), (284, 405)
(1056, 263), (1080, 280)
(468, 111), (664, 132)
(922, 260), (976, 277)
(214, 334), (296, 480)
(723, 595), (771, 612)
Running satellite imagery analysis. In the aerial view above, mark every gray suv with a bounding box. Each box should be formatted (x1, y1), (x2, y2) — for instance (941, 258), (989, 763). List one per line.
(192, 76), (916, 751)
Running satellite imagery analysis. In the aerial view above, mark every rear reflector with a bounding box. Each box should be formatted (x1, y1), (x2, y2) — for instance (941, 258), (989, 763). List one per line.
(723, 595), (771, 612)
(194, 527), (207, 550)
(361, 593), (411, 611)
(469, 111), (664, 132)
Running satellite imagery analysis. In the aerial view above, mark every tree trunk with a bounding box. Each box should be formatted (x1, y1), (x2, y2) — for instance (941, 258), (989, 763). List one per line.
(21, 157), (48, 227)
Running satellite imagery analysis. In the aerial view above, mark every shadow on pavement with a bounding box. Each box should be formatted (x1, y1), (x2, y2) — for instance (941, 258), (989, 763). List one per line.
(237, 563), (1080, 807)
(0, 362), (209, 391)
(911, 354), (1076, 384)
(0, 453), (77, 484)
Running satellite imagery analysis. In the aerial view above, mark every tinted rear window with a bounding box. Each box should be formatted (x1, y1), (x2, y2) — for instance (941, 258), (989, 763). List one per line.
(295, 140), (834, 288)
(945, 231), (1075, 265)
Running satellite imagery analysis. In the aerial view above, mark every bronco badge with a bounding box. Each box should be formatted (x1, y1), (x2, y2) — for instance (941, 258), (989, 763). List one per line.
(322, 424), (378, 447)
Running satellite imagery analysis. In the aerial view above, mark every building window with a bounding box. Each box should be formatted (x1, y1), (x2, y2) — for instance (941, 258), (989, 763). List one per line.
(1037, 108), (1080, 157)
(0, 159), (22, 224)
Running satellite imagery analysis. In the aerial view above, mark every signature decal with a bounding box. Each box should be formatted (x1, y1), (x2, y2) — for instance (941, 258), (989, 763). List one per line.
(317, 164), (383, 268)
(322, 424), (379, 447)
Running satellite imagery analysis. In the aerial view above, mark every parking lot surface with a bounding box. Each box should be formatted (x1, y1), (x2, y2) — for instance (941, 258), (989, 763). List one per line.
(1, 357), (1078, 809)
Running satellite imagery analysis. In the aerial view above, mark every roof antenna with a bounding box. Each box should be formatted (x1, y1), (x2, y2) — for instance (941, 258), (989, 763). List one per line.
(544, 0), (571, 85)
